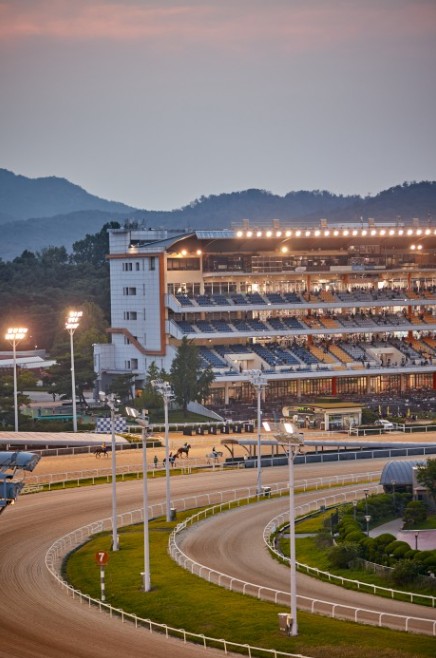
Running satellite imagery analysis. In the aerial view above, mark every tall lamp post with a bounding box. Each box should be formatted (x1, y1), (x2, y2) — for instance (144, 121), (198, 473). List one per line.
(99, 391), (119, 551)
(5, 327), (28, 432)
(65, 310), (82, 432)
(274, 421), (304, 637)
(247, 370), (268, 494)
(151, 380), (174, 522)
(126, 407), (151, 591)
(364, 514), (372, 537)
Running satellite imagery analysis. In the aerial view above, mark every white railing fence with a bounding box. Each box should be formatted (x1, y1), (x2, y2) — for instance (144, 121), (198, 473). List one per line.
(170, 485), (436, 637)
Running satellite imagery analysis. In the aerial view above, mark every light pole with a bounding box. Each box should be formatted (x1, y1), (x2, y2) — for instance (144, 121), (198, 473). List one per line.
(247, 370), (268, 494)
(364, 514), (371, 537)
(391, 479), (396, 512)
(363, 488), (369, 515)
(151, 380), (174, 522)
(5, 327), (28, 432)
(126, 407), (151, 591)
(65, 310), (82, 432)
(274, 421), (304, 637)
(99, 391), (119, 551)
(352, 500), (357, 521)
(415, 532), (419, 550)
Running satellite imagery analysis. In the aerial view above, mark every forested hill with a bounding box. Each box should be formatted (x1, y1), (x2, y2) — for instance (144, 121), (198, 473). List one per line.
(1, 168), (436, 262)
(0, 168), (135, 222)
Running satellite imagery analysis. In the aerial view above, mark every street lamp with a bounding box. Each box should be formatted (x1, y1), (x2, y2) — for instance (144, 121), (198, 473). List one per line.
(363, 488), (369, 515)
(352, 499), (357, 521)
(415, 532), (419, 550)
(5, 327), (28, 432)
(99, 391), (119, 551)
(274, 421), (304, 637)
(246, 369), (268, 494)
(364, 514), (371, 537)
(391, 479), (396, 512)
(151, 380), (174, 522)
(126, 407), (151, 591)
(65, 310), (82, 432)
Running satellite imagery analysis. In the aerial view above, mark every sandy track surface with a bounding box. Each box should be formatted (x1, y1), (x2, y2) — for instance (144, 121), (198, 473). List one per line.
(1, 457), (434, 657)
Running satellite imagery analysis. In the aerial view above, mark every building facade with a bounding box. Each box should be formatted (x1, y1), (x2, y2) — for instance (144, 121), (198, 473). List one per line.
(93, 221), (436, 406)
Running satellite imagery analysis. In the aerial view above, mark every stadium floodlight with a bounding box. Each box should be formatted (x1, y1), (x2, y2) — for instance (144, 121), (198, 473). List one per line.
(0, 476), (24, 513)
(5, 327), (28, 432)
(65, 310), (83, 432)
(0, 451), (41, 473)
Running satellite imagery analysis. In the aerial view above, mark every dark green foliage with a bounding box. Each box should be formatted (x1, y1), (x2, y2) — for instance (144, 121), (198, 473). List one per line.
(0, 230), (112, 352)
(170, 337), (215, 415)
(403, 500), (427, 528)
(328, 542), (361, 568)
(416, 458), (436, 503)
(391, 560), (422, 586)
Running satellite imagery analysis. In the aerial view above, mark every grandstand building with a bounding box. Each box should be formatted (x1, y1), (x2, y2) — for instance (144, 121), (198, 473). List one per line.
(93, 221), (436, 406)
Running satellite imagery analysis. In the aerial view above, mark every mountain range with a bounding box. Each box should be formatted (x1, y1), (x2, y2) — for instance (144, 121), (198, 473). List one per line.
(1, 168), (436, 262)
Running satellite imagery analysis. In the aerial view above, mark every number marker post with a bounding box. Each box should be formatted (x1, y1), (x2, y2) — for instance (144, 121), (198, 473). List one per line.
(95, 551), (110, 601)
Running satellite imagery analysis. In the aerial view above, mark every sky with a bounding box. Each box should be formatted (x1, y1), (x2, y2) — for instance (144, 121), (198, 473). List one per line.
(0, 0), (435, 210)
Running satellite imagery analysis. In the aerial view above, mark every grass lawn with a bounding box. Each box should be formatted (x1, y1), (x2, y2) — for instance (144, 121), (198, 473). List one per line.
(65, 513), (436, 658)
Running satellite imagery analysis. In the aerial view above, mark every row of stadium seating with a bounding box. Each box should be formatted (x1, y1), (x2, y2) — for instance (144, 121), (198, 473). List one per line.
(174, 312), (435, 335)
(174, 286), (436, 308)
(196, 336), (436, 374)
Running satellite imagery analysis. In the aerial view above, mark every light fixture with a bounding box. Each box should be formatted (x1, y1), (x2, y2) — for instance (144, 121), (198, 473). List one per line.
(65, 310), (83, 432)
(5, 327), (28, 432)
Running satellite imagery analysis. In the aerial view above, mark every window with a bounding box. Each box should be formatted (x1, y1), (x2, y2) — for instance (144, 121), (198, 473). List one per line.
(124, 360), (131, 369)
(122, 262), (133, 271)
(131, 358), (138, 369)
(123, 311), (138, 320)
(135, 262), (140, 271)
(167, 258), (200, 271)
(149, 257), (156, 271)
(123, 287), (137, 295)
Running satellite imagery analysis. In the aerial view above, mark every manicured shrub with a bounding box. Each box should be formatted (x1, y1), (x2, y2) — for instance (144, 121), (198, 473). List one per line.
(392, 542), (411, 559)
(403, 500), (427, 528)
(328, 542), (361, 568)
(391, 559), (421, 586)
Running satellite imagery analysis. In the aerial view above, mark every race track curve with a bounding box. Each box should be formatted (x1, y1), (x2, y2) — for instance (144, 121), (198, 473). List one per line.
(0, 459), (431, 658)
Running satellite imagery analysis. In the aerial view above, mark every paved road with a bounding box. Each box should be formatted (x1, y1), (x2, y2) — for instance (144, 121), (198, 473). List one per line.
(0, 458), (433, 657)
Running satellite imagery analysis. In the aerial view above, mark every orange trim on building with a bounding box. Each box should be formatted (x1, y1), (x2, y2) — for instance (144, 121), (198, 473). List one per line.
(107, 328), (165, 357)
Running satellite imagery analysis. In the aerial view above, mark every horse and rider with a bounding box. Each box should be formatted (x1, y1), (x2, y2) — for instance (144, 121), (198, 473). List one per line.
(175, 442), (191, 458)
(206, 446), (223, 462)
(93, 444), (109, 458)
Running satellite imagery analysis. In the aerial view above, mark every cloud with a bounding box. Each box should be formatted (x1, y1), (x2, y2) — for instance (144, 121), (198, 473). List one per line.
(0, 0), (435, 55)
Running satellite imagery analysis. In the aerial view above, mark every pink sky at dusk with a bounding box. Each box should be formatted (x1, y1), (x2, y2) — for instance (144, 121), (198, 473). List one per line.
(1, 0), (435, 209)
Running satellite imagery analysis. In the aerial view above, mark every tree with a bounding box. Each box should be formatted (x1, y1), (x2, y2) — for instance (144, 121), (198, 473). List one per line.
(403, 500), (427, 529)
(416, 458), (436, 503)
(72, 222), (120, 268)
(170, 337), (214, 415)
(109, 374), (135, 403)
(135, 361), (165, 413)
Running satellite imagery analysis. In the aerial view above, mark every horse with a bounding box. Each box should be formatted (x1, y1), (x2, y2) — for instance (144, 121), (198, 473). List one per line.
(176, 443), (191, 458)
(93, 445), (109, 458)
(206, 450), (223, 464)
(163, 452), (178, 467)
